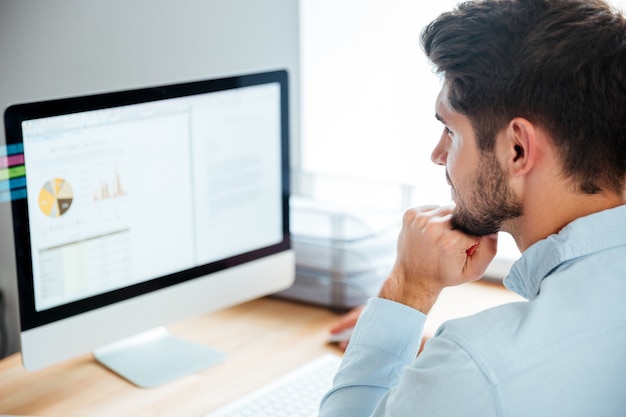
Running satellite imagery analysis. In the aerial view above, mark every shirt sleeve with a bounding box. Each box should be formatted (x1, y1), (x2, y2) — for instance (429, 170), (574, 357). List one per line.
(318, 297), (500, 417)
(318, 297), (426, 417)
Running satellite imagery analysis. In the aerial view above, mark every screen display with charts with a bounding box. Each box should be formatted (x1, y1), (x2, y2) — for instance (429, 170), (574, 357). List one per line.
(4, 70), (291, 333)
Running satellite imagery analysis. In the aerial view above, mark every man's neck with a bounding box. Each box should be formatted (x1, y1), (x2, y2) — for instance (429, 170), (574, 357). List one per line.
(506, 186), (625, 253)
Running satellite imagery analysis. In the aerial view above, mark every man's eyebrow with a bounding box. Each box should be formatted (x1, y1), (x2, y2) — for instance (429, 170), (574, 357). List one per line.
(435, 113), (446, 123)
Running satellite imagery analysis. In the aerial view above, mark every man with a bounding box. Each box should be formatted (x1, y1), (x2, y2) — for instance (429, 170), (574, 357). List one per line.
(318, 0), (626, 416)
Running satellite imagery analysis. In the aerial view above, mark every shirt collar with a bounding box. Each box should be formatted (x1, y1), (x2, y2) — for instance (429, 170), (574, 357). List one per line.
(503, 205), (626, 300)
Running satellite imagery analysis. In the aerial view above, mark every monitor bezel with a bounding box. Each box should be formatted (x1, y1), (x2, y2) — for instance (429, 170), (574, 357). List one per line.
(4, 70), (291, 332)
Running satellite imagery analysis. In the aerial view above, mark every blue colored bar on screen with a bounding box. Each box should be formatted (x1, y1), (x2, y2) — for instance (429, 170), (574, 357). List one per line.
(0, 177), (27, 192)
(0, 143), (24, 157)
(0, 187), (27, 203)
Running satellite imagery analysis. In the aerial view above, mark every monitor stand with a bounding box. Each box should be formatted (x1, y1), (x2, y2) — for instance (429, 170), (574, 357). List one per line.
(93, 327), (226, 388)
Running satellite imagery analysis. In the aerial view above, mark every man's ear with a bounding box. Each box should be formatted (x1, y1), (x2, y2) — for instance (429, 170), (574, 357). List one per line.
(501, 118), (537, 177)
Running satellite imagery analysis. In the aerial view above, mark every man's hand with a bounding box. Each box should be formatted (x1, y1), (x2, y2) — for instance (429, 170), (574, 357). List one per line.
(379, 205), (498, 314)
(328, 305), (364, 351)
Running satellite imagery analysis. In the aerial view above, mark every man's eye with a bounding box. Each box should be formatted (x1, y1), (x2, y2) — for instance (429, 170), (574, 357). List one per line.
(445, 127), (454, 137)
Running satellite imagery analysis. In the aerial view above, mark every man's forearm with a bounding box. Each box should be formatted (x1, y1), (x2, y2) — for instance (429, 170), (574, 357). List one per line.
(318, 298), (426, 417)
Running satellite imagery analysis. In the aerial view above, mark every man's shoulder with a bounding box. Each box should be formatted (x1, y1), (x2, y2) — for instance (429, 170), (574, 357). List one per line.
(434, 300), (527, 349)
(432, 275), (626, 380)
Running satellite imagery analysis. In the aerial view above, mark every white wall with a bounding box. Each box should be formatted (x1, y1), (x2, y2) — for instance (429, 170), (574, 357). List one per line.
(0, 0), (300, 357)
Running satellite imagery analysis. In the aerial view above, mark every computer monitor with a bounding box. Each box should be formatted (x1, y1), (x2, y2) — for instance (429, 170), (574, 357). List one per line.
(2, 70), (294, 387)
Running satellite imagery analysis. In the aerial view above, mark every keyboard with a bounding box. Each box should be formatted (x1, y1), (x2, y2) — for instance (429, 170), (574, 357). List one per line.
(205, 354), (342, 417)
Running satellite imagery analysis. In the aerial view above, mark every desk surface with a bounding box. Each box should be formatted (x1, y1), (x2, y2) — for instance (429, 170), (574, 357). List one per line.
(0, 281), (522, 417)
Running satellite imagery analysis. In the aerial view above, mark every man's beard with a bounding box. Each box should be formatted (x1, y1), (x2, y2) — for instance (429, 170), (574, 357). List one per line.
(450, 154), (523, 236)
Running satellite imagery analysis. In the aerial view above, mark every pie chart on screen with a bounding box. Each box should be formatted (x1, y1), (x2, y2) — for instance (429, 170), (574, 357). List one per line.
(39, 178), (74, 217)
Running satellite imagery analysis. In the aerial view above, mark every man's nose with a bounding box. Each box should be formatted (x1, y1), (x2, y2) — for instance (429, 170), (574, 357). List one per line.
(430, 130), (448, 166)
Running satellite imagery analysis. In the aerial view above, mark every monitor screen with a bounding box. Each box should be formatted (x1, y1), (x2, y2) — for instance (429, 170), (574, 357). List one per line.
(3, 70), (294, 386)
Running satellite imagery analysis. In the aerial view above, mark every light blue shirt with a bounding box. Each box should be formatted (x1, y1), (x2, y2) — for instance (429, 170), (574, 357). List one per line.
(319, 205), (626, 417)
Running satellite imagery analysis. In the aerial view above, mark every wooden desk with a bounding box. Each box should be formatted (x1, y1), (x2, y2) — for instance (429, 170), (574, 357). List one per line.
(0, 282), (522, 417)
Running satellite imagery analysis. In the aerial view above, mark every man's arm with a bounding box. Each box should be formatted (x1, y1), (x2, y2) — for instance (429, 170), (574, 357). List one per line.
(319, 298), (426, 417)
(318, 206), (498, 417)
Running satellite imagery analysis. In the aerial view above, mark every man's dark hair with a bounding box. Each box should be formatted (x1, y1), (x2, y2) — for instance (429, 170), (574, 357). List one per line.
(421, 0), (626, 195)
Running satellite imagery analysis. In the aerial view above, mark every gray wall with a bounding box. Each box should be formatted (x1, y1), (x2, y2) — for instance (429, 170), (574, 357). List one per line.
(0, 0), (300, 358)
